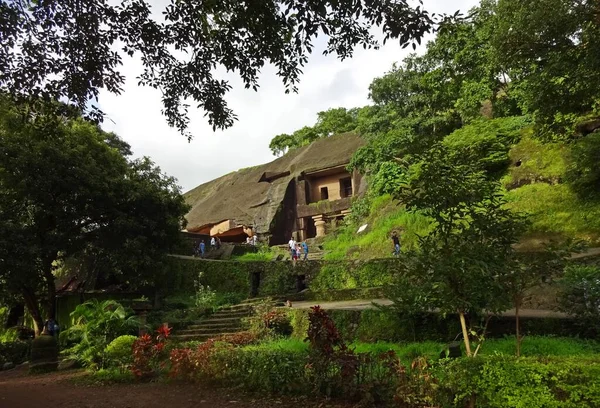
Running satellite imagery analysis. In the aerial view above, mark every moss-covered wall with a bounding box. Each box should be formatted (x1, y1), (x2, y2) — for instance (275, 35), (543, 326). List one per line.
(163, 257), (405, 297)
(286, 308), (583, 343)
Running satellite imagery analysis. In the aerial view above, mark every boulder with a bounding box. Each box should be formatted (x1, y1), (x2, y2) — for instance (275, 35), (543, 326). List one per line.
(2, 362), (15, 371)
(29, 334), (58, 373)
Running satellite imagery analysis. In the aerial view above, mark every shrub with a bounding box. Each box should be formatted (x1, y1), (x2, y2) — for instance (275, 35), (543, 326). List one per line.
(60, 299), (141, 370)
(558, 265), (600, 336)
(89, 368), (136, 384)
(0, 340), (30, 366)
(104, 335), (137, 369)
(213, 331), (259, 346)
(435, 356), (600, 408)
(192, 272), (218, 310)
(131, 325), (171, 379)
(245, 301), (292, 338)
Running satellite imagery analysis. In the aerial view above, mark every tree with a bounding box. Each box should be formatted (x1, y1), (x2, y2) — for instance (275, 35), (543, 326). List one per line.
(268, 107), (359, 156)
(503, 245), (573, 356)
(386, 144), (525, 356)
(492, 0), (600, 134)
(0, 100), (188, 335)
(0, 0), (433, 139)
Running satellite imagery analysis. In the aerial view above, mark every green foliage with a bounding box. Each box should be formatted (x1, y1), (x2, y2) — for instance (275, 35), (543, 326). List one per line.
(481, 337), (600, 357)
(566, 132), (600, 200)
(61, 299), (140, 370)
(558, 265), (600, 336)
(268, 108), (359, 155)
(492, 0), (600, 134)
(442, 116), (530, 175)
(0, 341), (30, 366)
(0, 99), (188, 331)
(245, 300), (292, 339)
(191, 273), (218, 310)
(322, 194), (431, 260)
(436, 356), (600, 408)
(0, 1), (432, 137)
(505, 184), (600, 242)
(502, 135), (567, 188)
(104, 335), (137, 369)
(88, 368), (136, 384)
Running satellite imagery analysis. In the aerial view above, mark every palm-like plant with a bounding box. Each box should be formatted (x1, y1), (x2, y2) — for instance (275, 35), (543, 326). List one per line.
(61, 299), (141, 369)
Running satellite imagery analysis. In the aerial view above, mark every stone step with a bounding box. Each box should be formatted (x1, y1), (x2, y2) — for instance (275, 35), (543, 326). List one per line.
(175, 326), (242, 335)
(211, 310), (252, 318)
(193, 316), (246, 324)
(187, 321), (243, 330)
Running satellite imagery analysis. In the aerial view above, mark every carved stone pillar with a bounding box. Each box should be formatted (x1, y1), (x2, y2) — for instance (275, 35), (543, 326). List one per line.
(312, 214), (326, 237)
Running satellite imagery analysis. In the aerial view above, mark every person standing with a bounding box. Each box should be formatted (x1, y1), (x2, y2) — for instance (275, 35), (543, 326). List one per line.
(288, 236), (296, 260)
(301, 241), (309, 260)
(391, 231), (400, 257)
(199, 240), (206, 258)
(210, 236), (216, 250)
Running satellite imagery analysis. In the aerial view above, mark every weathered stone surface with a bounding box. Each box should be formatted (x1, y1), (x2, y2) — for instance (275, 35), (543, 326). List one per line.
(576, 118), (600, 135)
(29, 334), (58, 373)
(58, 359), (79, 371)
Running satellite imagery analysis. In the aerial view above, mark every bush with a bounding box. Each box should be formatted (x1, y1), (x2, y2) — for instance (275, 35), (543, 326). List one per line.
(245, 301), (292, 338)
(0, 341), (30, 366)
(558, 265), (600, 336)
(60, 299), (141, 370)
(435, 356), (600, 408)
(89, 368), (136, 384)
(131, 326), (171, 380)
(104, 335), (137, 369)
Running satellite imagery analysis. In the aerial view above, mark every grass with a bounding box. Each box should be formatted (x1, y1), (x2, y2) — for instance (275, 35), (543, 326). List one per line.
(322, 194), (432, 260)
(241, 336), (600, 359)
(505, 183), (600, 244)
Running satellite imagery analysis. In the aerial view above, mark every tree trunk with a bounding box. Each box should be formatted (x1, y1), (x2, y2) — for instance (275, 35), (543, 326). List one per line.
(459, 311), (472, 357)
(515, 298), (521, 357)
(42, 257), (57, 320)
(22, 287), (43, 336)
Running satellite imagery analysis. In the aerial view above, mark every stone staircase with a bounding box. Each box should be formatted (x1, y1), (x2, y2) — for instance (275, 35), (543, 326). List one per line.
(170, 297), (292, 342)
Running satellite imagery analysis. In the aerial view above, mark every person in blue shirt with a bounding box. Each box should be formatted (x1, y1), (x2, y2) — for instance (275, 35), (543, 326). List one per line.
(199, 240), (206, 258)
(301, 241), (309, 260)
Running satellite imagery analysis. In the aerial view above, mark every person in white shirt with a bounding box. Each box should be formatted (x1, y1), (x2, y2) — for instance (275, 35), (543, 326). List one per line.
(210, 236), (216, 250)
(288, 237), (296, 260)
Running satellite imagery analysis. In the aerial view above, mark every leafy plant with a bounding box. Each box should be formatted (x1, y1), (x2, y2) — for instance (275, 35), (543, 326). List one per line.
(558, 264), (600, 336)
(61, 299), (141, 370)
(191, 272), (218, 310)
(104, 335), (137, 370)
(131, 325), (171, 380)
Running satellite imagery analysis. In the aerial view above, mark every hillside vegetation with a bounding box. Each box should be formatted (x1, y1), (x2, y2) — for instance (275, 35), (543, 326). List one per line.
(267, 0), (600, 259)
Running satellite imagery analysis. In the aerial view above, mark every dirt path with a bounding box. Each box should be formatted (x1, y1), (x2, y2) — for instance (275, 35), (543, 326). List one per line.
(289, 299), (570, 319)
(0, 366), (350, 408)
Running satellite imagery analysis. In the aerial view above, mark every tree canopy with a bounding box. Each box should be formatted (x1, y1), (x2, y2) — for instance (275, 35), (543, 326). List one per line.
(0, 0), (434, 139)
(0, 100), (188, 334)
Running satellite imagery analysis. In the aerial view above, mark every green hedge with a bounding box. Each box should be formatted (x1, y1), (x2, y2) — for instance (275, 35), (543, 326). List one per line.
(286, 308), (584, 343)
(436, 356), (600, 408)
(0, 341), (30, 366)
(164, 257), (406, 297)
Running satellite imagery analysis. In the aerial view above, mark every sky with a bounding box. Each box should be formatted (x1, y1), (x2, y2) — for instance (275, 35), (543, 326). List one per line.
(98, 0), (479, 192)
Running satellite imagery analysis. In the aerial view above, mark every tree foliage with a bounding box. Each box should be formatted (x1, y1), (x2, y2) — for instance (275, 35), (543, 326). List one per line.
(269, 107), (359, 155)
(386, 145), (527, 356)
(0, 0), (434, 138)
(0, 99), (188, 333)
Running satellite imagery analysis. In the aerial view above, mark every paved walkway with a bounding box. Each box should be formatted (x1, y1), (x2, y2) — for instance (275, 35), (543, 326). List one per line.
(289, 299), (569, 319)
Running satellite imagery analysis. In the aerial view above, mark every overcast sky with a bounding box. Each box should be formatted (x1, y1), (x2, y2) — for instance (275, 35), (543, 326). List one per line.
(98, 0), (479, 192)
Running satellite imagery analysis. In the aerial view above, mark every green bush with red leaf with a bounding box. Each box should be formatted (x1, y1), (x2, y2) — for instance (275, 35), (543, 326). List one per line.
(131, 325), (170, 379)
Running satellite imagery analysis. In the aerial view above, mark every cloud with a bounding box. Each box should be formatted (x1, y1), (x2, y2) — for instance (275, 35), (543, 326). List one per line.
(98, 0), (479, 192)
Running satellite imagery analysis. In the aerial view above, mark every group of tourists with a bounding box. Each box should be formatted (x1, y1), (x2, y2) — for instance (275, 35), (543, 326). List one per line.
(245, 235), (258, 246)
(288, 237), (309, 261)
(196, 236), (222, 258)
